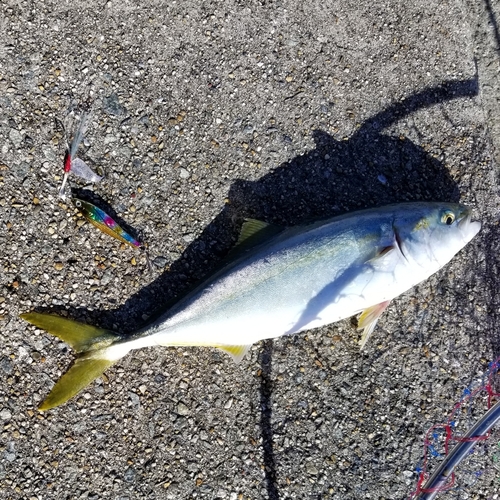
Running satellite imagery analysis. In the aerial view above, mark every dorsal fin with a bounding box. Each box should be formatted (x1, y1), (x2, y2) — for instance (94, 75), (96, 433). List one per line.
(236, 219), (275, 246)
(232, 218), (284, 253)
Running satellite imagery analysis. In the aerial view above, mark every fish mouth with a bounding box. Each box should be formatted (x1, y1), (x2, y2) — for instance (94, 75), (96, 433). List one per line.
(457, 207), (481, 242)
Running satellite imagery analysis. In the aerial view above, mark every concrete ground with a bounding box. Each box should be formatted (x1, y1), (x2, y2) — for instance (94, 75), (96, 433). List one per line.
(1, 0), (499, 499)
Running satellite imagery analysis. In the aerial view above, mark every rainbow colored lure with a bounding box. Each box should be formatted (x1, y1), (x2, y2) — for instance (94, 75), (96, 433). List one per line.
(73, 197), (141, 249)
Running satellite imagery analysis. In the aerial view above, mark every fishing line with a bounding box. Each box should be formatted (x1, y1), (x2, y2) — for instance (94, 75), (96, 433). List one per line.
(409, 356), (500, 499)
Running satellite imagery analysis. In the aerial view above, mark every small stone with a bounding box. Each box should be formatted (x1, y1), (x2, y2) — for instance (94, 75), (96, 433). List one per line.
(0, 356), (13, 374)
(104, 134), (117, 144)
(54, 262), (64, 270)
(131, 257), (137, 266)
(103, 92), (127, 116)
(179, 168), (190, 179)
(0, 408), (12, 420)
(47, 227), (55, 235)
(153, 256), (168, 268)
(101, 269), (113, 286)
(124, 467), (136, 482)
(4, 442), (15, 462)
(9, 129), (22, 147)
(378, 174), (388, 185)
(12, 162), (29, 180)
(128, 392), (140, 408)
(305, 462), (318, 475)
(177, 402), (189, 416)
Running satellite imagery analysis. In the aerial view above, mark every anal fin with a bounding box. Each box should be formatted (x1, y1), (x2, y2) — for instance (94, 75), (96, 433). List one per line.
(217, 344), (252, 363)
(357, 300), (390, 350)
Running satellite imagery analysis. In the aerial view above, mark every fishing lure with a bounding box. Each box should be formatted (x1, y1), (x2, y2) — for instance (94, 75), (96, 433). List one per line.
(58, 113), (102, 198)
(73, 197), (141, 248)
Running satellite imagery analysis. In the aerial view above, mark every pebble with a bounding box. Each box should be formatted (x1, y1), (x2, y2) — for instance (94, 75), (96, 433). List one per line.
(103, 92), (127, 116)
(128, 392), (140, 408)
(0, 408), (12, 420)
(9, 129), (22, 148)
(124, 467), (136, 482)
(177, 402), (189, 416)
(54, 262), (64, 270)
(305, 463), (318, 475)
(104, 134), (117, 144)
(378, 174), (388, 185)
(153, 256), (168, 268)
(101, 269), (114, 286)
(4, 442), (16, 462)
(0, 357), (13, 374)
(12, 162), (29, 179)
(179, 168), (190, 179)
(42, 144), (57, 161)
(182, 233), (195, 243)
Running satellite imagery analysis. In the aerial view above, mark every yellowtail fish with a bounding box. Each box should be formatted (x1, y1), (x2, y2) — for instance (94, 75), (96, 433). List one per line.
(21, 202), (481, 410)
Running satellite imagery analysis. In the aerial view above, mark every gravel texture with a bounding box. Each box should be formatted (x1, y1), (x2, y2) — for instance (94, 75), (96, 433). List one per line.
(1, 1), (500, 499)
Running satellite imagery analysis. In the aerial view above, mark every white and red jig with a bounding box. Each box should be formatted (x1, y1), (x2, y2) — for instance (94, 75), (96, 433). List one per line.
(58, 113), (103, 198)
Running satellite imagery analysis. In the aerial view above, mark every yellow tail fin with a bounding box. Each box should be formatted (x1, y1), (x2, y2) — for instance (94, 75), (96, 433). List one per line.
(20, 312), (124, 411)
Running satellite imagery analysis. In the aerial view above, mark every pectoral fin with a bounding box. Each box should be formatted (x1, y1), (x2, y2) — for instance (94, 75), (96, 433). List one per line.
(217, 344), (252, 363)
(357, 301), (390, 350)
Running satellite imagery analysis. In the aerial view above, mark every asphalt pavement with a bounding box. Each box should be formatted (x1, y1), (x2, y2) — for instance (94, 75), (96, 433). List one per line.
(1, 1), (499, 499)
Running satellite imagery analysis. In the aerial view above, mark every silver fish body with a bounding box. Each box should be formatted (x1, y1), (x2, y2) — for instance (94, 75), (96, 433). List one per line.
(130, 202), (480, 351)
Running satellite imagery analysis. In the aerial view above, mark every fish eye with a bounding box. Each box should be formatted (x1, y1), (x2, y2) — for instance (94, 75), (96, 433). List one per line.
(75, 200), (82, 207)
(441, 211), (455, 226)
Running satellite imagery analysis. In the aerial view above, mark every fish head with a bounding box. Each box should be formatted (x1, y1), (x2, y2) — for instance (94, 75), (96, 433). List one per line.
(393, 203), (481, 272)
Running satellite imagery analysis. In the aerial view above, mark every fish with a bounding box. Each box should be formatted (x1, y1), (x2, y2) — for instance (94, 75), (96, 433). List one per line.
(73, 197), (141, 249)
(21, 202), (481, 410)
